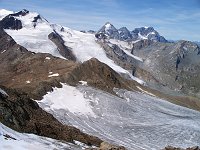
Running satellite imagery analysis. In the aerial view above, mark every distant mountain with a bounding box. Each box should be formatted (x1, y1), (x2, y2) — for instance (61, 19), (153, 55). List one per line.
(194, 41), (200, 46)
(96, 22), (167, 42)
(97, 22), (120, 39)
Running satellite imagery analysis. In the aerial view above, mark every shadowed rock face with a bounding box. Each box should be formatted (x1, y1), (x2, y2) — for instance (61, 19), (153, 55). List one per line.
(48, 31), (76, 60)
(0, 16), (22, 30)
(0, 9), (30, 30)
(0, 86), (103, 146)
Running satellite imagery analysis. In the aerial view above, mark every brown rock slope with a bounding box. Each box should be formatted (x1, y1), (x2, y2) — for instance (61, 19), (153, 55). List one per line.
(0, 28), (79, 99)
(65, 57), (137, 95)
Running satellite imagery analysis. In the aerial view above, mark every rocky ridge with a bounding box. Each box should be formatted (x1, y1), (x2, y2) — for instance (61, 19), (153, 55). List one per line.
(96, 22), (167, 42)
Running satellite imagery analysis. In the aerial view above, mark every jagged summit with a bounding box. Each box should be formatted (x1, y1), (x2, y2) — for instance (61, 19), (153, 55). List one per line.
(96, 22), (167, 42)
(118, 26), (132, 41)
(98, 22), (119, 39)
(10, 9), (29, 17)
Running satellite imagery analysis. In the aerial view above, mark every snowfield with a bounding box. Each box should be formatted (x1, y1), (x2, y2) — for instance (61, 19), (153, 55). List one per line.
(39, 84), (200, 150)
(55, 27), (128, 73)
(39, 83), (95, 117)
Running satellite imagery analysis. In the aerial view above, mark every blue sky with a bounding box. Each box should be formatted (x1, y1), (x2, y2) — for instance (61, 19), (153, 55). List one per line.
(0, 0), (200, 41)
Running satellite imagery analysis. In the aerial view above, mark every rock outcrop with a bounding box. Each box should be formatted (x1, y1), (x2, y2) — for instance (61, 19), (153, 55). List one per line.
(132, 40), (200, 97)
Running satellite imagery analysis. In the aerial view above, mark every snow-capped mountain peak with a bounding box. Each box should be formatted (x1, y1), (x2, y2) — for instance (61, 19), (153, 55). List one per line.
(96, 22), (167, 42)
(98, 22), (119, 39)
(131, 26), (167, 42)
(118, 27), (132, 41)
(104, 22), (112, 30)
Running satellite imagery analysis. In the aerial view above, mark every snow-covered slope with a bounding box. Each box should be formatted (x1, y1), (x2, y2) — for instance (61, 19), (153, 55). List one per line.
(39, 84), (200, 150)
(52, 25), (145, 84)
(41, 83), (96, 117)
(54, 26), (126, 73)
(1, 9), (144, 84)
(0, 123), (87, 150)
(0, 9), (13, 20)
(4, 10), (64, 59)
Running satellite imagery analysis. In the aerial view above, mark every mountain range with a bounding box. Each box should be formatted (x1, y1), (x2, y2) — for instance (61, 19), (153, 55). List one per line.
(0, 9), (200, 150)
(96, 22), (167, 42)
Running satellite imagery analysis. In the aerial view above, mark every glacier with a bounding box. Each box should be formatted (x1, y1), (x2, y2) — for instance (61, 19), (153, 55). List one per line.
(38, 84), (200, 150)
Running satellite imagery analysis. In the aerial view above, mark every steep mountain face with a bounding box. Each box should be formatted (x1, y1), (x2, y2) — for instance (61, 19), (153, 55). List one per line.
(96, 22), (167, 42)
(98, 22), (119, 39)
(132, 40), (200, 97)
(131, 27), (167, 42)
(118, 27), (132, 41)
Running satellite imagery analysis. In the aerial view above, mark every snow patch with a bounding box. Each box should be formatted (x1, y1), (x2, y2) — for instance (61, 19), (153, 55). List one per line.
(48, 73), (59, 77)
(79, 81), (87, 85)
(105, 23), (112, 32)
(0, 88), (8, 96)
(1, 50), (6, 54)
(136, 86), (156, 97)
(39, 83), (95, 117)
(129, 75), (145, 85)
(26, 81), (31, 84)
(138, 33), (148, 40)
(45, 57), (50, 60)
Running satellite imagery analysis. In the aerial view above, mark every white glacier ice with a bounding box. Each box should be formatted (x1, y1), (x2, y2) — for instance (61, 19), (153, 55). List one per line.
(39, 84), (200, 150)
